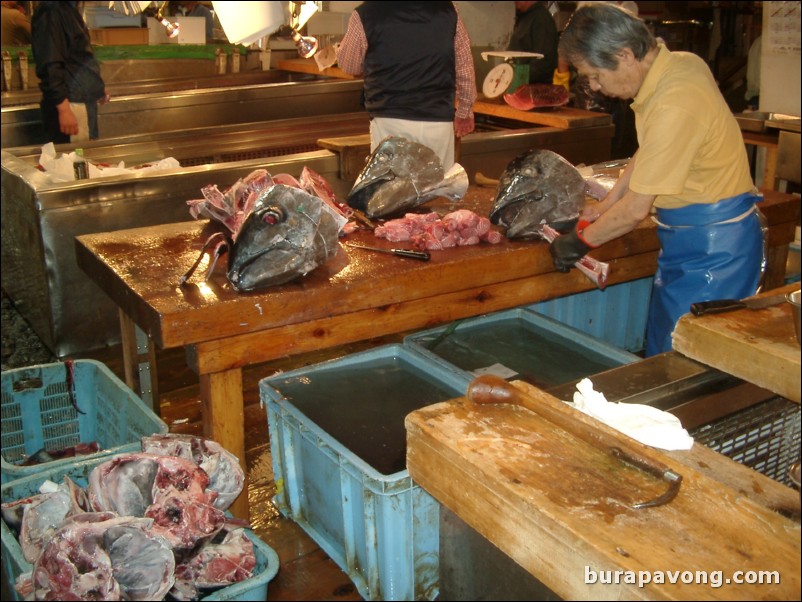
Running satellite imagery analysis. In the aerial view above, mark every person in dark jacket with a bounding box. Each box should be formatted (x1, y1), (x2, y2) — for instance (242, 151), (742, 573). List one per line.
(507, 1), (559, 84)
(336, 1), (476, 170)
(31, 1), (108, 143)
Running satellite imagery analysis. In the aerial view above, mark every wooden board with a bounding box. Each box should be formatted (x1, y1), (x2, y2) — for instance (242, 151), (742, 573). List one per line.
(405, 380), (801, 600)
(473, 98), (612, 129)
(672, 283), (801, 403)
(276, 58), (355, 80)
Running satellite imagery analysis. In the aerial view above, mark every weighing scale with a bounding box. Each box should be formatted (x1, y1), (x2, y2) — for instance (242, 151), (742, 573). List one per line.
(481, 51), (544, 99)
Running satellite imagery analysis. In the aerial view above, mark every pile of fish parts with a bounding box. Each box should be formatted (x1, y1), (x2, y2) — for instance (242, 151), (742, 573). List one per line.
(375, 210), (503, 250)
(1, 434), (251, 601)
(184, 167), (352, 291)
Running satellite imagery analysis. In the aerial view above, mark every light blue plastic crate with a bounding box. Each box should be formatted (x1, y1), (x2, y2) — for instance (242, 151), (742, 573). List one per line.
(404, 308), (639, 389)
(528, 277), (653, 354)
(0, 454), (279, 601)
(1, 360), (168, 483)
(261, 343), (469, 601)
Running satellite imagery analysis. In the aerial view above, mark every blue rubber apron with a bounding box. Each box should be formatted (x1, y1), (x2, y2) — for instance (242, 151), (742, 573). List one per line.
(645, 192), (764, 357)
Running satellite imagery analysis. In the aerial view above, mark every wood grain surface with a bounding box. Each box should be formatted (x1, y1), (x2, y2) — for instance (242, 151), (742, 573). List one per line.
(406, 380), (801, 600)
(673, 282), (801, 403)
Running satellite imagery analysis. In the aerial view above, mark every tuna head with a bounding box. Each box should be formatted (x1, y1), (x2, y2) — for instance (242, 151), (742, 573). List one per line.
(489, 149), (586, 239)
(346, 136), (468, 220)
(227, 184), (341, 291)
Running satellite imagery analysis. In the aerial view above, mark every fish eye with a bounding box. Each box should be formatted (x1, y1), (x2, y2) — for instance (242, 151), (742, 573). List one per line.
(262, 206), (285, 225)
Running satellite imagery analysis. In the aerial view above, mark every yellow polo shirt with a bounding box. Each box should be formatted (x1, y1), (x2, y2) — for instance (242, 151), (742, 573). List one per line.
(630, 45), (755, 209)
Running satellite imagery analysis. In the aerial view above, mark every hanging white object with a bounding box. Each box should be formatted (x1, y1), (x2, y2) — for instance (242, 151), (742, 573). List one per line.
(108, 1), (153, 15)
(212, 1), (287, 46)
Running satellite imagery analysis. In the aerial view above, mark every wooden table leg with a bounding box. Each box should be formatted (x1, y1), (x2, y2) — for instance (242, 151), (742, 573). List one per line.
(119, 309), (159, 414)
(199, 367), (249, 521)
(764, 144), (778, 191)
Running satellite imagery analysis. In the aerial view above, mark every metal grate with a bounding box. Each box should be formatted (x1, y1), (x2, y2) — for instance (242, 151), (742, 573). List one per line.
(690, 397), (801, 487)
(178, 144), (321, 167)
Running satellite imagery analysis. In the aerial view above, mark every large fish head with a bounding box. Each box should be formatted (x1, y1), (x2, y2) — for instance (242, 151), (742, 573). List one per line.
(227, 184), (340, 291)
(346, 136), (447, 219)
(489, 149), (586, 239)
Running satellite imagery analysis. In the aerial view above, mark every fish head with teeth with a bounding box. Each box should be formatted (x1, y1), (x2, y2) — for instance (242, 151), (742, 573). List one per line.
(227, 184), (342, 291)
(489, 149), (586, 239)
(346, 136), (468, 220)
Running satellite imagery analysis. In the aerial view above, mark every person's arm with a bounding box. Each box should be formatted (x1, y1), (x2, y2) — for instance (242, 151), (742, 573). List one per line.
(336, 11), (367, 76)
(582, 153), (637, 221)
(56, 98), (79, 136)
(453, 12), (476, 137)
(550, 154), (654, 271)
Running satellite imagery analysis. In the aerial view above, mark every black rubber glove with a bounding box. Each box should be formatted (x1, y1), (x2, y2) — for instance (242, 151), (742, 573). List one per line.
(549, 222), (594, 272)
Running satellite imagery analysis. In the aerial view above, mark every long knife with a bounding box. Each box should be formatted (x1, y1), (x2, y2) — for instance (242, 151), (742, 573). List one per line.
(345, 242), (430, 261)
(690, 290), (795, 316)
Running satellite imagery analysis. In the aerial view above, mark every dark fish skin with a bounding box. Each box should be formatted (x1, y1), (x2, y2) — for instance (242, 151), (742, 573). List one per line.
(228, 184), (341, 291)
(489, 149), (586, 239)
(346, 136), (468, 219)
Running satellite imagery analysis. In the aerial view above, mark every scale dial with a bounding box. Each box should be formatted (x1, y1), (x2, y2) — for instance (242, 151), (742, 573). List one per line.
(482, 63), (515, 99)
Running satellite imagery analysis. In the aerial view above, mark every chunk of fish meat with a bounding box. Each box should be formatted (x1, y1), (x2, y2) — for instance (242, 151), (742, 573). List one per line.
(170, 528), (256, 601)
(32, 514), (175, 601)
(88, 452), (225, 551)
(141, 433), (245, 511)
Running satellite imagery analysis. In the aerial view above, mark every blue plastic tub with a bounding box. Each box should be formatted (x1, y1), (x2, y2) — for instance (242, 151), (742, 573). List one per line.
(0, 455), (279, 601)
(261, 343), (469, 601)
(404, 308), (639, 389)
(1, 359), (168, 483)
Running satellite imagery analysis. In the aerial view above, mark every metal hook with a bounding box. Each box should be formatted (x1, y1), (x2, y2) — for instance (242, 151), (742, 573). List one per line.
(610, 447), (684, 509)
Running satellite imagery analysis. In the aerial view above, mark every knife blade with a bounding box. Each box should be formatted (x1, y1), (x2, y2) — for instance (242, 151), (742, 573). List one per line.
(345, 242), (430, 261)
(690, 291), (793, 316)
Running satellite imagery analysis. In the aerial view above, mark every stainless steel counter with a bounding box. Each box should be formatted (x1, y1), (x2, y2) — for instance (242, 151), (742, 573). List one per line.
(2, 77), (365, 148)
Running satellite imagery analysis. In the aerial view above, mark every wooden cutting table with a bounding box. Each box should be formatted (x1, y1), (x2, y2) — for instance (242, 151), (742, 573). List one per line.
(74, 188), (799, 519)
(405, 380), (801, 600)
(673, 282), (801, 403)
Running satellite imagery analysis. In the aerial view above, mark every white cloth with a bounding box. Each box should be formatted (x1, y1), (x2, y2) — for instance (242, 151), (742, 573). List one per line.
(37, 143), (181, 182)
(568, 378), (694, 451)
(370, 117), (455, 170)
(69, 102), (90, 143)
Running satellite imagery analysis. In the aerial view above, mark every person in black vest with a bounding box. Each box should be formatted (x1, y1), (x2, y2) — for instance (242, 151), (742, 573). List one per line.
(31, 1), (109, 143)
(336, 1), (477, 169)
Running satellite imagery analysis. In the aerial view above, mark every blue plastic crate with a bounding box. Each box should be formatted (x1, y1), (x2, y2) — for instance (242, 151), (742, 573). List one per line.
(1, 360), (168, 483)
(404, 308), (639, 388)
(261, 343), (469, 601)
(0, 455), (279, 601)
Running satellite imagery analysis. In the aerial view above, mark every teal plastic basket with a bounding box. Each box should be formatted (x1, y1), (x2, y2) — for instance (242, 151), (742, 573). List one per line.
(1, 360), (168, 483)
(1, 455), (280, 601)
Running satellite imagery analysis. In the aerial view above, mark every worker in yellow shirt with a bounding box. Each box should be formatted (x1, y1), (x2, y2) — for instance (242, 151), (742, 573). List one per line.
(549, 4), (764, 357)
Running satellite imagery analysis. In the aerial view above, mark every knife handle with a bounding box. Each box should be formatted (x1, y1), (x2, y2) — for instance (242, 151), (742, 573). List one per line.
(690, 300), (746, 316)
(391, 249), (431, 261)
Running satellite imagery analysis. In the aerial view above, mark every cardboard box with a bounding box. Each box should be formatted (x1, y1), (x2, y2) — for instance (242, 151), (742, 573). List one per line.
(90, 27), (149, 46)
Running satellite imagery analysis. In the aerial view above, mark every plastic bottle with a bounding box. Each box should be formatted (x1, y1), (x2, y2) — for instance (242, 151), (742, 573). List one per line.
(73, 148), (88, 180)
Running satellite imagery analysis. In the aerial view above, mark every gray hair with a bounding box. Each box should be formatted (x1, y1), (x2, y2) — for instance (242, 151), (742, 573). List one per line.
(559, 3), (656, 69)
